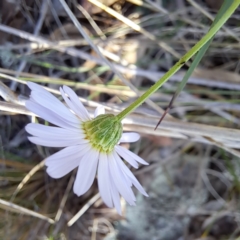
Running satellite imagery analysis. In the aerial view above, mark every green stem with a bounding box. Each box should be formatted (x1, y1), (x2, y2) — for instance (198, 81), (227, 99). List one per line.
(116, 0), (240, 121)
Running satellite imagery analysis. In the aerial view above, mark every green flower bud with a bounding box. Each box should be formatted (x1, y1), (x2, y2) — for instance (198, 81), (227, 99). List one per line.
(83, 114), (122, 153)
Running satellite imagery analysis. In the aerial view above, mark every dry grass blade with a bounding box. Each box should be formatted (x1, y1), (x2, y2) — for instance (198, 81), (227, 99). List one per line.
(0, 74), (103, 110)
(1, 26), (240, 91)
(144, 0), (168, 13)
(76, 4), (106, 40)
(0, 73), (26, 85)
(67, 193), (100, 226)
(0, 158), (33, 170)
(10, 0), (48, 91)
(87, 0), (180, 59)
(0, 101), (34, 116)
(91, 218), (99, 240)
(0, 198), (54, 224)
(187, 0), (240, 42)
(1, 0), (240, 238)
(123, 113), (240, 143)
(126, 0), (157, 10)
(0, 24), (105, 64)
(55, 173), (75, 222)
(11, 160), (45, 201)
(201, 172), (226, 205)
(58, 0), (170, 117)
(1, 101), (240, 151)
(205, 137), (240, 159)
(0, 82), (19, 103)
(0, 23), (169, 117)
(0, 71), (136, 98)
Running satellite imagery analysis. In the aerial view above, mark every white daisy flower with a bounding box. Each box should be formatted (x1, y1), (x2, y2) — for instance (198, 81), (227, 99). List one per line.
(25, 82), (148, 214)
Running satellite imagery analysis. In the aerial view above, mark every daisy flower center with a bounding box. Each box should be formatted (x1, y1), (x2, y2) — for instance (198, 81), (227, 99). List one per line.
(82, 114), (123, 153)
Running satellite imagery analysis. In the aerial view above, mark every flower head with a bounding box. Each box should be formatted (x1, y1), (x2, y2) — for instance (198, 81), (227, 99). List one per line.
(25, 82), (148, 214)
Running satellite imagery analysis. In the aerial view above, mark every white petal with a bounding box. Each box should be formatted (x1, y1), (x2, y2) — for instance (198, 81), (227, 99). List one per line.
(108, 152), (136, 205)
(28, 82), (80, 125)
(116, 145), (148, 165)
(119, 133), (140, 143)
(114, 145), (138, 168)
(112, 151), (132, 187)
(26, 123), (84, 139)
(128, 174), (148, 197)
(47, 158), (79, 178)
(109, 151), (132, 189)
(45, 143), (89, 166)
(26, 101), (76, 129)
(46, 145), (88, 178)
(116, 155), (148, 197)
(28, 136), (88, 147)
(98, 153), (113, 208)
(73, 148), (99, 196)
(62, 86), (90, 121)
(60, 88), (88, 122)
(109, 180), (122, 214)
(94, 106), (105, 118)
(29, 84), (60, 103)
(27, 82), (49, 94)
(30, 91), (79, 125)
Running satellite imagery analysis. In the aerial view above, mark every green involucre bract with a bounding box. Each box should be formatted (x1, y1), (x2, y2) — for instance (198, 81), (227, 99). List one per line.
(83, 114), (122, 153)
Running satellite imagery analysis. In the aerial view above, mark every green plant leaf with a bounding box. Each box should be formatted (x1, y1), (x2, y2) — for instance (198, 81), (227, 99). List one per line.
(155, 0), (234, 129)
